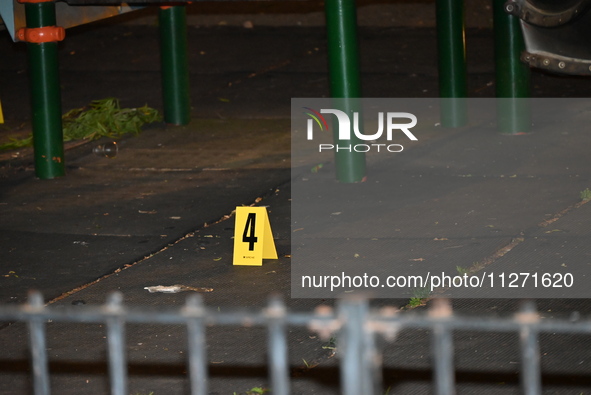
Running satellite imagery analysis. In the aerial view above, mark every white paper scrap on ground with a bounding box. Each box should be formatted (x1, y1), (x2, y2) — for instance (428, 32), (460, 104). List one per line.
(144, 285), (213, 293)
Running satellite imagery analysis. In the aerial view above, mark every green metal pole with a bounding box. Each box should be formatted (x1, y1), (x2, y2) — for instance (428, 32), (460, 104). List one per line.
(436, 0), (467, 128)
(325, 0), (366, 183)
(159, 6), (190, 126)
(25, 1), (65, 179)
(493, 0), (531, 134)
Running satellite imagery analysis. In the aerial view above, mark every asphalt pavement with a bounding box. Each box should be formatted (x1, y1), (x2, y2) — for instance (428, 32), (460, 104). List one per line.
(1, 2), (591, 394)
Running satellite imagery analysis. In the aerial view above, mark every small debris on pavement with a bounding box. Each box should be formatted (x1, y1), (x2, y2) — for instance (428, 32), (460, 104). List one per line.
(311, 163), (323, 173)
(144, 285), (213, 293)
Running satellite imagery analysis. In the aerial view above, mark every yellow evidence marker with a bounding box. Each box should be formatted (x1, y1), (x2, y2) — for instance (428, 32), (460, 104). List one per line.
(0, 98), (4, 124)
(233, 206), (278, 266)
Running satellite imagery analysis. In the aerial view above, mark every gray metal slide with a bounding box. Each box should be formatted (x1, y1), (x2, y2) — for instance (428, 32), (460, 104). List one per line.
(507, 0), (591, 75)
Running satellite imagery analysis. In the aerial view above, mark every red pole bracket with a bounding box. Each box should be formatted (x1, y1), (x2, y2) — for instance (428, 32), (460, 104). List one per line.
(17, 26), (65, 43)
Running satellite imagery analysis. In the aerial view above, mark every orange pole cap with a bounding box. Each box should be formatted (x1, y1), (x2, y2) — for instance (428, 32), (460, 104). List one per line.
(17, 26), (65, 43)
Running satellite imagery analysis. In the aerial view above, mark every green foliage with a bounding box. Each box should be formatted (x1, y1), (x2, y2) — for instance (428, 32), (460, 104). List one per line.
(322, 336), (337, 350)
(234, 387), (270, 395)
(408, 297), (423, 307)
(62, 98), (160, 141)
(246, 388), (269, 395)
(580, 188), (591, 201)
(0, 135), (32, 150)
(456, 266), (469, 276)
(407, 286), (431, 308)
(0, 98), (161, 150)
(412, 286), (431, 299)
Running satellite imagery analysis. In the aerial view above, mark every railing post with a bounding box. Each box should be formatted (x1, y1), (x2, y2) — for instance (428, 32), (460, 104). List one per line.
(159, 5), (191, 125)
(493, 0), (531, 134)
(267, 296), (290, 395)
(338, 297), (375, 395)
(518, 301), (542, 395)
(430, 299), (456, 395)
(27, 291), (50, 395)
(18, 0), (65, 179)
(325, 0), (366, 183)
(105, 292), (128, 395)
(436, 0), (467, 128)
(185, 294), (209, 395)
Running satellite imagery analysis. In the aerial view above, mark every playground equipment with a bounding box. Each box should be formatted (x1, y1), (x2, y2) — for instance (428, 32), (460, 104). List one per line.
(0, 1), (142, 42)
(1, 0), (189, 179)
(0, 0), (374, 182)
(506, 0), (591, 75)
(495, 0), (591, 135)
(3, 0), (576, 182)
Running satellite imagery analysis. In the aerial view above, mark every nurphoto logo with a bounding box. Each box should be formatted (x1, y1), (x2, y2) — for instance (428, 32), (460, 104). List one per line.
(303, 107), (418, 153)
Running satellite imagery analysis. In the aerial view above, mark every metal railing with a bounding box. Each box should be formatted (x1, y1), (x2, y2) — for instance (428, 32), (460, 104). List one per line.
(1, 292), (591, 395)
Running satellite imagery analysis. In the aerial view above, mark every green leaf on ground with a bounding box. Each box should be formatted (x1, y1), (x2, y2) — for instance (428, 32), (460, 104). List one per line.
(0, 98), (161, 150)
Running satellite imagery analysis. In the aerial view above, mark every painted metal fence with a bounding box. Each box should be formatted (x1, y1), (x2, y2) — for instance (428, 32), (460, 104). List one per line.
(1, 292), (590, 395)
